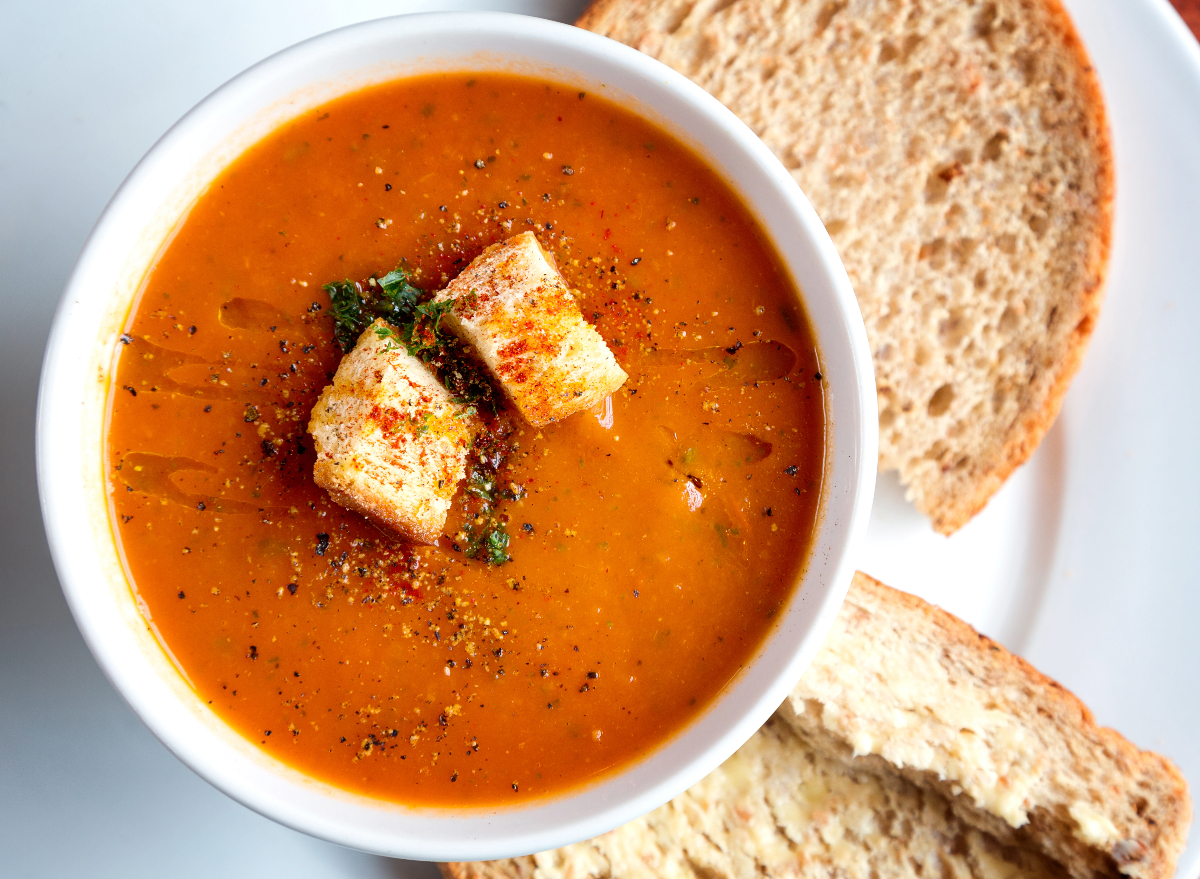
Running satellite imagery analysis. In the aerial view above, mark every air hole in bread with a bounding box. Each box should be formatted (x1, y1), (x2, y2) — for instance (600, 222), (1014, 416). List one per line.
(660, 2), (695, 35)
(982, 131), (1010, 161)
(815, 0), (848, 34)
(926, 163), (964, 203)
(901, 33), (923, 61)
(953, 237), (980, 264)
(939, 308), (968, 348)
(974, 2), (998, 37)
(919, 238), (948, 269)
(992, 382), (1008, 414)
(999, 305), (1019, 333)
(928, 383), (955, 417)
(1014, 47), (1040, 83)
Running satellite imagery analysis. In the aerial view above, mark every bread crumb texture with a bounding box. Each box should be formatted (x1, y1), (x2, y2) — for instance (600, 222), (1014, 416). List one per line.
(578, 0), (1113, 533)
(443, 575), (1189, 879)
(308, 320), (472, 544)
(435, 232), (627, 426)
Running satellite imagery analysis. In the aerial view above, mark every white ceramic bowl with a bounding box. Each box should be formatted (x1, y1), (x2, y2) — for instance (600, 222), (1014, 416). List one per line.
(36, 12), (876, 861)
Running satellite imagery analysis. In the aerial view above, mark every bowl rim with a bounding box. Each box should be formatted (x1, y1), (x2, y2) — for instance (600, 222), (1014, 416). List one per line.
(36, 10), (877, 861)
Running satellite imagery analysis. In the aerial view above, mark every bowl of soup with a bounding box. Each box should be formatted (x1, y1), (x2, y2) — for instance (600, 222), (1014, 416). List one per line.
(37, 11), (875, 861)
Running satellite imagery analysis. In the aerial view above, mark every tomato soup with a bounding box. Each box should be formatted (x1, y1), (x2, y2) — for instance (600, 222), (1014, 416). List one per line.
(106, 73), (826, 806)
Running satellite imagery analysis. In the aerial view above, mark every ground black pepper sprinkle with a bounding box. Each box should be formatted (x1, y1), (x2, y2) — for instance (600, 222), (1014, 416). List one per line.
(315, 533), (330, 555)
(287, 583), (298, 595)
(177, 591), (185, 599)
(630, 257), (641, 265)
(785, 465), (798, 476)
(119, 334), (133, 345)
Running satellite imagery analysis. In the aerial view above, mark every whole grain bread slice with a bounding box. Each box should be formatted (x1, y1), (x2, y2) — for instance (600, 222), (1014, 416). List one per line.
(577, 0), (1113, 533)
(442, 573), (1189, 879)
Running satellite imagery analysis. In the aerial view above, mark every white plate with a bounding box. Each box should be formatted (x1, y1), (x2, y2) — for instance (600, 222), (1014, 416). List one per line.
(3, 0), (1198, 875)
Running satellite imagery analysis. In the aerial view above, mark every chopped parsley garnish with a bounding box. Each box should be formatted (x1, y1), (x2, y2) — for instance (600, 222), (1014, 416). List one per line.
(322, 262), (503, 415)
(455, 430), (520, 567)
(325, 265), (423, 352)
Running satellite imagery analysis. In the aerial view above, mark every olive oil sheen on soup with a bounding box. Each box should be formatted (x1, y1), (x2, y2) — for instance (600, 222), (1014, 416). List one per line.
(106, 73), (826, 806)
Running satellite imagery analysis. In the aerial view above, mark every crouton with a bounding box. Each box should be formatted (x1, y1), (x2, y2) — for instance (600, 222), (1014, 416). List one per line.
(308, 320), (473, 544)
(434, 232), (627, 426)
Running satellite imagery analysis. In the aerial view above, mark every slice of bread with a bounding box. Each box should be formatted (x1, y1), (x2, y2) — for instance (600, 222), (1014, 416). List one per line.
(435, 232), (627, 426)
(577, 0), (1113, 533)
(442, 574), (1189, 879)
(308, 320), (473, 544)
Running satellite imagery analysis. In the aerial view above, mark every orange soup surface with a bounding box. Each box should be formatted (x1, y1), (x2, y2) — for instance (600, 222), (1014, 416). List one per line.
(106, 73), (826, 806)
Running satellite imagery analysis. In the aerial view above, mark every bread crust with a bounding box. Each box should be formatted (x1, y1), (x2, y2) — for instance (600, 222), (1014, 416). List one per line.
(577, 0), (1114, 534)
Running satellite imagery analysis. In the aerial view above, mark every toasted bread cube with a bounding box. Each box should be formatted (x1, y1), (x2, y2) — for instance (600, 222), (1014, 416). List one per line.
(308, 320), (472, 544)
(434, 232), (627, 426)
